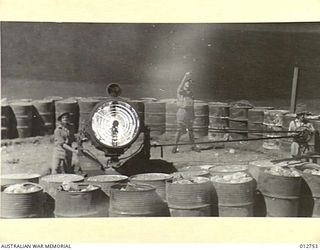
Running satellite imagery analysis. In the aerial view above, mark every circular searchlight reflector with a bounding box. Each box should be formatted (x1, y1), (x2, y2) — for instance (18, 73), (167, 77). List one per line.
(90, 99), (141, 148)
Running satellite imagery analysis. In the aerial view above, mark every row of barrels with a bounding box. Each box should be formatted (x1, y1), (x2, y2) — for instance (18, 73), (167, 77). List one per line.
(2, 97), (320, 150)
(2, 161), (320, 218)
(1, 97), (101, 139)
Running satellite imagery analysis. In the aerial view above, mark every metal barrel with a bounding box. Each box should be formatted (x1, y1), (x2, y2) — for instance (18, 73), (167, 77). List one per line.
(86, 174), (128, 196)
(54, 183), (108, 218)
(1, 183), (44, 218)
(1, 173), (41, 185)
(209, 165), (249, 177)
(229, 106), (252, 140)
(263, 110), (289, 150)
(39, 174), (84, 217)
(43, 96), (63, 130)
(129, 173), (172, 202)
(228, 118), (248, 141)
(144, 101), (166, 137)
(208, 102), (229, 147)
(248, 107), (274, 124)
(296, 163), (320, 217)
(32, 100), (55, 135)
(229, 106), (251, 120)
(10, 102), (33, 138)
(1, 104), (14, 139)
(248, 108), (274, 143)
(248, 160), (276, 185)
(208, 102), (230, 118)
(78, 98), (100, 131)
(127, 100), (145, 127)
(192, 103), (209, 138)
(259, 170), (301, 217)
(211, 179), (255, 217)
(55, 99), (79, 133)
(166, 177), (213, 217)
(109, 183), (166, 217)
(164, 100), (178, 136)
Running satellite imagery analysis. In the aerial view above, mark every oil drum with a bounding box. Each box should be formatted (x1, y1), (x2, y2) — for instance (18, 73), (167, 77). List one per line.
(1, 183), (44, 218)
(54, 183), (107, 218)
(144, 101), (166, 137)
(192, 103), (209, 138)
(32, 100), (55, 135)
(259, 170), (301, 217)
(109, 183), (166, 217)
(166, 177), (213, 217)
(39, 174), (84, 217)
(211, 178), (255, 217)
(208, 102), (229, 147)
(1, 104), (13, 139)
(10, 102), (33, 138)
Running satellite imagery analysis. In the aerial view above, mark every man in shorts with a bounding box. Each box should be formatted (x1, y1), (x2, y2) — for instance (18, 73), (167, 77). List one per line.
(172, 72), (201, 153)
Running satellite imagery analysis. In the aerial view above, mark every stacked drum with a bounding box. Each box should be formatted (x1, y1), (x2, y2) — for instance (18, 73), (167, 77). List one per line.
(10, 102), (33, 138)
(1, 103), (13, 139)
(248, 107), (274, 146)
(263, 110), (289, 150)
(192, 102), (209, 138)
(208, 102), (230, 147)
(144, 101), (166, 137)
(228, 105), (252, 140)
(32, 100), (55, 136)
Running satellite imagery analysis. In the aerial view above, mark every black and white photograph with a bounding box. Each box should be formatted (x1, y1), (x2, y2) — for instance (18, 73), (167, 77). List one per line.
(1, 21), (320, 219)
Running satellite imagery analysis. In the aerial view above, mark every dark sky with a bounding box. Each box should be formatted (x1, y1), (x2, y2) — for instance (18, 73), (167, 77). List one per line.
(2, 22), (320, 101)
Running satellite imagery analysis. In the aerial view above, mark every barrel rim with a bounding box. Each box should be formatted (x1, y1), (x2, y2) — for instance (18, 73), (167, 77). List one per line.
(209, 165), (248, 173)
(110, 183), (157, 192)
(1, 173), (41, 180)
(211, 177), (254, 185)
(87, 174), (129, 182)
(167, 176), (211, 185)
(1, 182), (43, 194)
(262, 169), (302, 179)
(40, 174), (85, 183)
(129, 173), (173, 181)
(56, 183), (101, 194)
(168, 204), (212, 210)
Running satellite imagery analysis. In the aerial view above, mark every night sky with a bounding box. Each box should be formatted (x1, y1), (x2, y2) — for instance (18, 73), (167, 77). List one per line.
(2, 22), (320, 103)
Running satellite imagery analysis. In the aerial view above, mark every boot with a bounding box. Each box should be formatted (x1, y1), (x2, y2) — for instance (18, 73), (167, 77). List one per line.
(191, 145), (201, 152)
(172, 146), (179, 154)
(188, 130), (201, 152)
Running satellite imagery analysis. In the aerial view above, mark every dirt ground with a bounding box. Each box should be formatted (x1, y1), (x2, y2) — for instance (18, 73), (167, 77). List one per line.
(1, 132), (291, 177)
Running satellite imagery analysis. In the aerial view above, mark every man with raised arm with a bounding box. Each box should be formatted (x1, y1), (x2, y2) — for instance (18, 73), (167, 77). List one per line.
(172, 72), (201, 153)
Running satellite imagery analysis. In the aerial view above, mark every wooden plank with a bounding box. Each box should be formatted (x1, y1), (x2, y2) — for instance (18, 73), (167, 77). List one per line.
(290, 67), (299, 113)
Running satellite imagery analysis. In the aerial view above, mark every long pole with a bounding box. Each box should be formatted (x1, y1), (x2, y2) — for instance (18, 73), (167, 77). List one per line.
(290, 66), (299, 113)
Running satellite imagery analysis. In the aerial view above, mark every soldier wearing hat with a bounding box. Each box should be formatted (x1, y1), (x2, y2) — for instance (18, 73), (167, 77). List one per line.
(172, 72), (201, 153)
(289, 112), (315, 157)
(51, 112), (78, 174)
